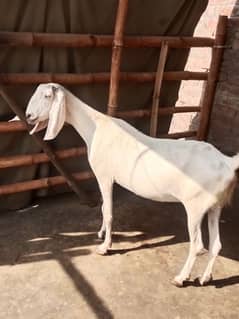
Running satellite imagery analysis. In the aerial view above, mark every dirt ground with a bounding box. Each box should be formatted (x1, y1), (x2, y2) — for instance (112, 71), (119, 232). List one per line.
(0, 187), (239, 319)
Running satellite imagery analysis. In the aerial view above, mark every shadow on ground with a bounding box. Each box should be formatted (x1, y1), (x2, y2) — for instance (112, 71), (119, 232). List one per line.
(0, 187), (239, 318)
(0, 186), (238, 268)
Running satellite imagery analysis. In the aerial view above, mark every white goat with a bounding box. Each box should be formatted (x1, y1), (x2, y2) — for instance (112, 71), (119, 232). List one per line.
(20, 83), (238, 287)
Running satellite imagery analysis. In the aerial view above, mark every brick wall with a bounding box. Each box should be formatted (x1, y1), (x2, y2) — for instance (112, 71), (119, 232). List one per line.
(208, 17), (239, 154)
(169, 0), (238, 149)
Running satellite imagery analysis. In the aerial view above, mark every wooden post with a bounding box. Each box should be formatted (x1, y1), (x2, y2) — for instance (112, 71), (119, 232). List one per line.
(107, 0), (129, 116)
(197, 15), (228, 140)
(150, 42), (169, 137)
(0, 86), (92, 205)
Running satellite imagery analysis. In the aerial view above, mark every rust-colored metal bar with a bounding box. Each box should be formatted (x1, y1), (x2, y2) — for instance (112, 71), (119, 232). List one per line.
(0, 73), (111, 85)
(117, 109), (151, 118)
(0, 71), (208, 85)
(117, 106), (201, 119)
(0, 86), (91, 204)
(0, 106), (201, 132)
(0, 33), (113, 48)
(124, 36), (214, 49)
(158, 106), (201, 115)
(0, 147), (86, 168)
(150, 42), (169, 137)
(107, 0), (129, 116)
(0, 120), (27, 132)
(197, 15), (228, 140)
(159, 130), (197, 139)
(0, 32), (215, 48)
(0, 120), (71, 132)
(0, 171), (94, 195)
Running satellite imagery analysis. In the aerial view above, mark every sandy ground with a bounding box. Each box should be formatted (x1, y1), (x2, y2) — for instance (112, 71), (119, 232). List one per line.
(0, 187), (239, 319)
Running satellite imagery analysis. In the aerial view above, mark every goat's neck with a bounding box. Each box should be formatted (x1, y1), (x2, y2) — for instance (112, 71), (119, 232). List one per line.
(65, 92), (103, 149)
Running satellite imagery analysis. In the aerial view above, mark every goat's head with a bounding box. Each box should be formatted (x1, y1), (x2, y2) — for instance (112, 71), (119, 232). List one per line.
(25, 83), (66, 140)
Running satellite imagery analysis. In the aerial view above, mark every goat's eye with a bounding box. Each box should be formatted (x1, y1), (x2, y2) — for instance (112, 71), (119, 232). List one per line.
(44, 94), (51, 99)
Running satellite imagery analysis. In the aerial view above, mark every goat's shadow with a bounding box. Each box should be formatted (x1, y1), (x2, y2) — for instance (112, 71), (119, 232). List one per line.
(0, 191), (187, 266)
(181, 275), (239, 289)
(0, 188), (239, 287)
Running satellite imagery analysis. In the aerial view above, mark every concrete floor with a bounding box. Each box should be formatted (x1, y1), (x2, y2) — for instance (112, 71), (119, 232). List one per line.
(0, 188), (239, 319)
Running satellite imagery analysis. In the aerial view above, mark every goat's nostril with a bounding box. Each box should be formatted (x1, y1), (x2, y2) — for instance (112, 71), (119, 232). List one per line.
(26, 113), (32, 119)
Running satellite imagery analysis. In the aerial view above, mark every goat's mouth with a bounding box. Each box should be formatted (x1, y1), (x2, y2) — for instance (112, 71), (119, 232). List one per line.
(29, 119), (49, 135)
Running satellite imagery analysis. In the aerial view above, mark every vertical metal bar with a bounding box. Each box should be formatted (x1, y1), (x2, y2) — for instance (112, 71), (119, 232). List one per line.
(107, 0), (129, 116)
(197, 15), (228, 140)
(150, 42), (169, 137)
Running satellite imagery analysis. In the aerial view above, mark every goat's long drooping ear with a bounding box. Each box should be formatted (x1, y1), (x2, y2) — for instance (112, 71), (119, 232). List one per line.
(44, 87), (66, 140)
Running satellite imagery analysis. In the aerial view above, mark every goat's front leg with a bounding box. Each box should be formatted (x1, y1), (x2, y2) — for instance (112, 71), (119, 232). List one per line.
(96, 181), (113, 255)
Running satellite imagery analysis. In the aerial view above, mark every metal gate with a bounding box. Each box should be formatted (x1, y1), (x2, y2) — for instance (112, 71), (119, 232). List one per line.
(0, 1), (228, 199)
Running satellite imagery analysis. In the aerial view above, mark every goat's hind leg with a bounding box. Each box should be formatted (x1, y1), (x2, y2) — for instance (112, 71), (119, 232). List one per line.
(199, 206), (222, 286)
(196, 221), (206, 256)
(172, 204), (206, 287)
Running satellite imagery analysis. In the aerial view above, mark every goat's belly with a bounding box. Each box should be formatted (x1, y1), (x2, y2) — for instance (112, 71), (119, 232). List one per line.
(132, 185), (179, 202)
(118, 180), (178, 202)
(151, 193), (179, 202)
(114, 173), (179, 203)
(113, 145), (180, 202)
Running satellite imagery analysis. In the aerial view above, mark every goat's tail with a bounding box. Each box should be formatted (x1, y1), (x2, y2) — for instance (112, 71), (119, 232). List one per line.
(218, 153), (239, 207)
(231, 153), (239, 172)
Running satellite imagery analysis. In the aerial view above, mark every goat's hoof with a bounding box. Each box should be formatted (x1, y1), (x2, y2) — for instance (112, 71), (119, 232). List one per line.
(198, 274), (213, 286)
(171, 277), (184, 288)
(96, 245), (108, 255)
(97, 231), (105, 240)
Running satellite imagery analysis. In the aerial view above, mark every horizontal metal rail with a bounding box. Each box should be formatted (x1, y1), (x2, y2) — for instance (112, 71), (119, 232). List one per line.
(0, 32), (215, 48)
(0, 147), (86, 168)
(0, 71), (208, 85)
(0, 171), (94, 195)
(0, 106), (201, 132)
